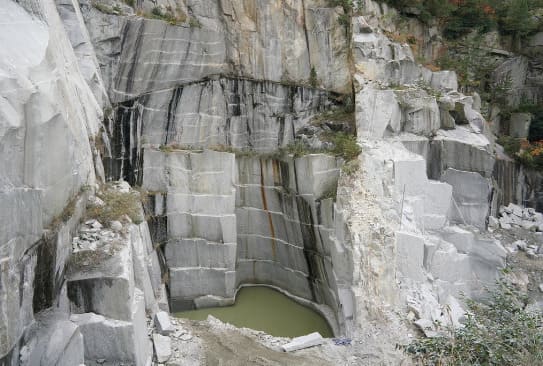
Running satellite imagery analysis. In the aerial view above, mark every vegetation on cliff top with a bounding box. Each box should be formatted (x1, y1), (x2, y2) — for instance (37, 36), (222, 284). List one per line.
(379, 0), (542, 40)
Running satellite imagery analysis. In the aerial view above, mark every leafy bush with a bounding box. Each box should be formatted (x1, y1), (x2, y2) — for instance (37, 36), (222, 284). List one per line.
(92, 2), (122, 15)
(327, 132), (361, 161)
(443, 0), (496, 39)
(278, 132), (360, 161)
(497, 135), (521, 157)
(496, 0), (539, 38)
(401, 280), (543, 365)
(147, 6), (187, 25)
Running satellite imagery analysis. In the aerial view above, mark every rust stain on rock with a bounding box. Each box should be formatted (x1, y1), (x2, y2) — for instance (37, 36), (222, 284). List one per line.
(260, 159), (277, 260)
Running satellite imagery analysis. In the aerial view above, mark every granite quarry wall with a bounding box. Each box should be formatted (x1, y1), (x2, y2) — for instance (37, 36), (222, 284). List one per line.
(3, 0), (543, 364)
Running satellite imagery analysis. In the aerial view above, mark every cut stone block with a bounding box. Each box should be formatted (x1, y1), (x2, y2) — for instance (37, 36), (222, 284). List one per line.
(152, 334), (172, 363)
(281, 332), (324, 352)
(154, 311), (174, 335)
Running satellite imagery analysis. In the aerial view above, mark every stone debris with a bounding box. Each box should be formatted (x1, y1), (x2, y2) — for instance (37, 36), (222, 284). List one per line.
(155, 311), (175, 335)
(114, 180), (131, 193)
(87, 196), (105, 207)
(153, 333), (172, 363)
(497, 203), (543, 232)
(110, 220), (123, 232)
(281, 332), (324, 352)
(71, 219), (121, 253)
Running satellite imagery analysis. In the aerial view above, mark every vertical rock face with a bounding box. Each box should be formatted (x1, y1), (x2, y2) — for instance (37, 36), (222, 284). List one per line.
(235, 155), (343, 325)
(143, 149), (238, 309)
(82, 0), (351, 102)
(0, 0), (100, 360)
(143, 148), (345, 330)
(105, 78), (333, 183)
(3, 0), (537, 363)
(347, 1), (509, 344)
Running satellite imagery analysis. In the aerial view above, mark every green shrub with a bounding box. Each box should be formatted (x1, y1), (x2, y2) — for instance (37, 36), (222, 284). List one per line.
(147, 6), (187, 25)
(444, 0), (496, 39)
(497, 135), (521, 157)
(401, 280), (543, 366)
(327, 132), (361, 161)
(497, 0), (538, 38)
(92, 2), (121, 15)
(280, 141), (326, 158)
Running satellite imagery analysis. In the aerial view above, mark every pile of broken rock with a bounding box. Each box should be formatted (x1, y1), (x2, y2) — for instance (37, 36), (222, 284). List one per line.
(491, 203), (543, 232)
(71, 219), (123, 252)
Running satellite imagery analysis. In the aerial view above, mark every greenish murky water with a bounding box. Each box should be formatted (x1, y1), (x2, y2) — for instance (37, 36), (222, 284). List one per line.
(175, 286), (333, 338)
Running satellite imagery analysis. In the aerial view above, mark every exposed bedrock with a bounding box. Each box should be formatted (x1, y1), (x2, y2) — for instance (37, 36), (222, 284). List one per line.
(80, 0), (351, 102)
(142, 148), (348, 333)
(494, 154), (543, 212)
(104, 77), (336, 183)
(66, 220), (161, 366)
(0, 0), (101, 361)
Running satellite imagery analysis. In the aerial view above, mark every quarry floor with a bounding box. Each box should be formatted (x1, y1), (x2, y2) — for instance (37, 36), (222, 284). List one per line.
(164, 315), (411, 366)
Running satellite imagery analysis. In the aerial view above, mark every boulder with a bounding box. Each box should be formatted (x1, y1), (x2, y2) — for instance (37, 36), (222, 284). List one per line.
(154, 312), (174, 335)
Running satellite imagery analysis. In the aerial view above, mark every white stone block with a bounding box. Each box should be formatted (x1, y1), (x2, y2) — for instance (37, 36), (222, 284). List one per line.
(394, 158), (428, 196)
(154, 311), (174, 335)
(281, 332), (324, 352)
(152, 334), (172, 363)
(396, 232), (426, 282)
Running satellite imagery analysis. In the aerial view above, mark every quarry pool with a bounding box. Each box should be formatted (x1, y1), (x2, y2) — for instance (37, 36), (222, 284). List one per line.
(175, 286), (333, 338)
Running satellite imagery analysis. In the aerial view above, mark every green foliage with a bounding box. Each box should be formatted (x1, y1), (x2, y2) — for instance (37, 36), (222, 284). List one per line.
(92, 2), (122, 15)
(497, 135), (521, 157)
(278, 132), (360, 161)
(436, 35), (498, 97)
(320, 183), (338, 201)
(328, 0), (354, 11)
(123, 0), (134, 8)
(341, 159), (360, 175)
(443, 0), (496, 39)
(147, 6), (187, 25)
(311, 106), (356, 131)
(328, 0), (354, 31)
(379, 0), (541, 39)
(497, 0), (539, 38)
(326, 132), (362, 161)
(280, 141), (325, 158)
(401, 280), (543, 366)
